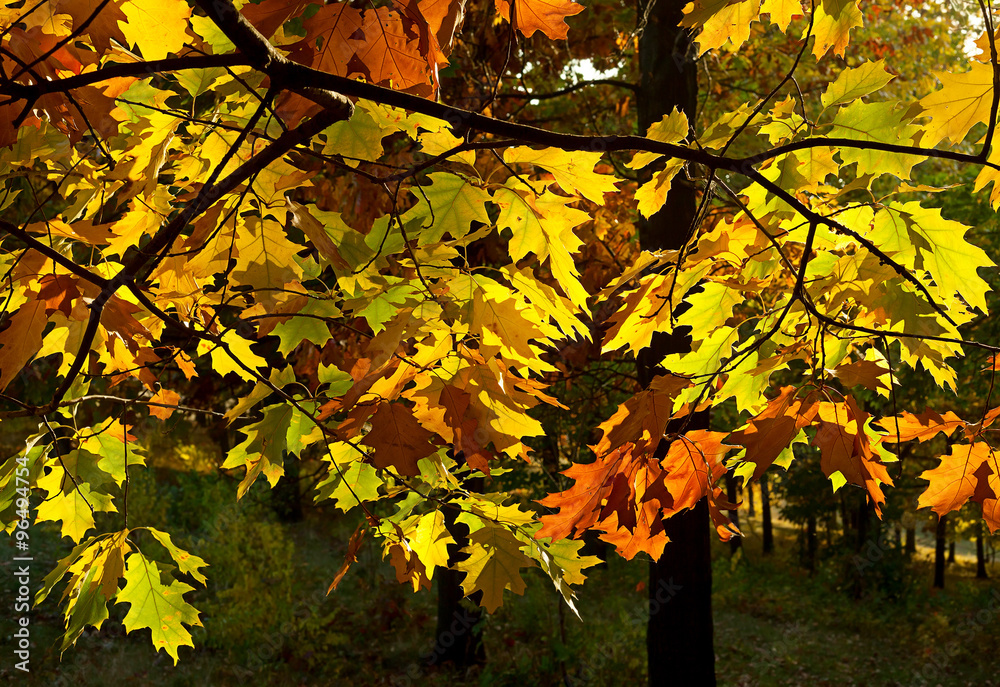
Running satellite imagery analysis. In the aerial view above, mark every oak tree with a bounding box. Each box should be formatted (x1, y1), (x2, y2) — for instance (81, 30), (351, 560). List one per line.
(1, 0), (999, 672)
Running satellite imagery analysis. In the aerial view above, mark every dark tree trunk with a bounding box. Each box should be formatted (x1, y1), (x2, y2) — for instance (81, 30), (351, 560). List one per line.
(977, 522), (989, 579)
(637, 1), (715, 684)
(747, 480), (755, 518)
(905, 526), (916, 554)
(434, 473), (485, 666)
(805, 514), (817, 574)
(934, 514), (947, 589)
(271, 451), (303, 523)
(760, 474), (773, 555)
(855, 497), (869, 552)
(948, 539), (956, 565)
(726, 473), (742, 556)
(647, 498), (715, 687)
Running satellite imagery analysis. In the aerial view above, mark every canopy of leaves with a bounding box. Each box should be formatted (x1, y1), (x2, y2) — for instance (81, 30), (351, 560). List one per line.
(1, 0), (999, 661)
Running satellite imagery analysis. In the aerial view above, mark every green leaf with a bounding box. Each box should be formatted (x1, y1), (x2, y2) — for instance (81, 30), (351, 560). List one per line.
(146, 529), (209, 585)
(821, 58), (894, 109)
(116, 552), (202, 665)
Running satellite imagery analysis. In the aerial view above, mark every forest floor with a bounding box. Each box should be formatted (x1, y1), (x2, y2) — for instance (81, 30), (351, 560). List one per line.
(1, 469), (998, 687)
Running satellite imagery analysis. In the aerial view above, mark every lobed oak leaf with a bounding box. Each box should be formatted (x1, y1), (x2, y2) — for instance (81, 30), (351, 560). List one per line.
(349, 7), (434, 93)
(919, 62), (994, 148)
(0, 299), (48, 393)
(728, 386), (818, 481)
(827, 359), (890, 391)
(811, 0), (863, 58)
(119, 0), (192, 61)
(457, 525), (534, 612)
(596, 505), (670, 560)
(813, 397), (893, 515)
(36, 275), (82, 318)
(385, 543), (432, 592)
(875, 408), (964, 443)
(918, 442), (990, 519)
(660, 430), (734, 515)
(364, 402), (438, 476)
(536, 447), (630, 542)
(50, 0), (129, 55)
(115, 553), (202, 664)
(494, 0), (585, 40)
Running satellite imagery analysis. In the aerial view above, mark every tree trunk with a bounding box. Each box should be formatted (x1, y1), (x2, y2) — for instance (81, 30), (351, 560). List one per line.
(637, 1), (715, 684)
(934, 514), (946, 589)
(977, 521), (989, 579)
(760, 474), (773, 555)
(805, 514), (817, 574)
(271, 451), (303, 523)
(905, 526), (916, 555)
(434, 473), (485, 666)
(747, 480), (755, 518)
(647, 497), (715, 687)
(726, 473), (742, 556)
(855, 496), (869, 553)
(948, 539), (956, 565)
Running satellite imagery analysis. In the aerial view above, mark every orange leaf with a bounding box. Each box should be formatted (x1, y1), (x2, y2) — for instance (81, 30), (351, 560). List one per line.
(813, 397), (893, 516)
(660, 430), (734, 515)
(0, 299), (47, 392)
(875, 408), (965, 443)
(148, 388), (181, 421)
(918, 442), (992, 519)
(494, 0), (585, 40)
(728, 386), (817, 481)
(350, 7), (435, 93)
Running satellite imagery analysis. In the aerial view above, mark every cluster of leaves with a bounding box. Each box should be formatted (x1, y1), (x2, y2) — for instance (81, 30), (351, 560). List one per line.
(1, 0), (1000, 663)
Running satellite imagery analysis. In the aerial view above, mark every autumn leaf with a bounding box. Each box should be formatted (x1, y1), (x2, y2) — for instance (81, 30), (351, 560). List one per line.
(494, 0), (585, 40)
(116, 553), (202, 664)
(363, 401), (439, 476)
(457, 524), (534, 612)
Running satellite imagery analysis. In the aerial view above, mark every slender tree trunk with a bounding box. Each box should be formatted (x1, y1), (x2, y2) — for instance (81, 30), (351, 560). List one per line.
(977, 522), (989, 579)
(805, 514), (817, 574)
(435, 472), (485, 666)
(948, 539), (956, 565)
(855, 497), (869, 553)
(637, 1), (715, 684)
(905, 526), (916, 555)
(934, 514), (947, 589)
(726, 473), (742, 556)
(747, 481), (755, 518)
(271, 451), (303, 523)
(760, 474), (773, 555)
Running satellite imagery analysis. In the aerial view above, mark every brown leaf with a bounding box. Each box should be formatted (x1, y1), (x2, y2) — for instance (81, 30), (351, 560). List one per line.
(329, 524), (367, 593)
(828, 359), (889, 391)
(364, 402), (438, 476)
(37, 274), (82, 317)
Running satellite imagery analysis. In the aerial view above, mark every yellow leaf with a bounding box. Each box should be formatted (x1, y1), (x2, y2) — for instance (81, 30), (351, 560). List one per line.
(120, 0), (192, 61)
